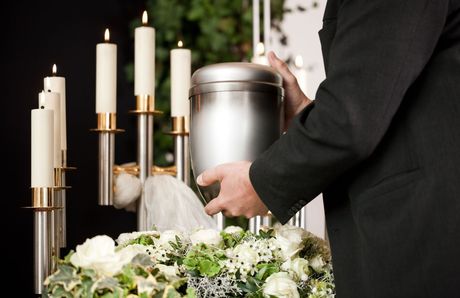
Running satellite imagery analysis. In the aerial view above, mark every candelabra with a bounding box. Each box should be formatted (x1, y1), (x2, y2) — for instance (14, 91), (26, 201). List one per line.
(28, 152), (75, 294)
(93, 95), (190, 231)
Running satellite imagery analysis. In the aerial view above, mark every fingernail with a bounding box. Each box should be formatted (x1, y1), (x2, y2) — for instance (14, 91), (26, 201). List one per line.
(196, 174), (203, 185)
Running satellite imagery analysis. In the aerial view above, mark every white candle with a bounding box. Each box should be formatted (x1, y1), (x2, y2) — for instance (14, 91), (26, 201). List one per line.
(253, 0), (260, 56)
(263, 0), (270, 53)
(135, 11), (155, 96)
(44, 64), (67, 150)
(294, 55), (308, 94)
(251, 42), (269, 66)
(38, 91), (61, 167)
(170, 40), (191, 117)
(31, 108), (54, 187)
(96, 28), (117, 113)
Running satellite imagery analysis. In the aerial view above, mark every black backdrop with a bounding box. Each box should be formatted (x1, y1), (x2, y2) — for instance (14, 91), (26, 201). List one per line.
(1, 0), (151, 295)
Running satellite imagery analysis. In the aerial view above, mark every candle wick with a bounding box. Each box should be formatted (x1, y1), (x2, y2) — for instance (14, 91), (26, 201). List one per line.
(40, 106), (45, 109)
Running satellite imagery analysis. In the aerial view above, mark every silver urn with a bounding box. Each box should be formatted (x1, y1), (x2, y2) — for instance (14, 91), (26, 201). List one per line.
(189, 62), (284, 203)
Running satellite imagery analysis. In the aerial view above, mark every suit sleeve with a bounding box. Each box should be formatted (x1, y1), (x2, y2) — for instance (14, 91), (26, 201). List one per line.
(249, 0), (449, 224)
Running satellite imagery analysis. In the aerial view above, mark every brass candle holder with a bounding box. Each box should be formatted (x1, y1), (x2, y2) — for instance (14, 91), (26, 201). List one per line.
(91, 112), (124, 206)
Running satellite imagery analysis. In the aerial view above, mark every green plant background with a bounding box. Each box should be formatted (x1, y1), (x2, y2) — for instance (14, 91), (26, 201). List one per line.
(125, 0), (311, 227)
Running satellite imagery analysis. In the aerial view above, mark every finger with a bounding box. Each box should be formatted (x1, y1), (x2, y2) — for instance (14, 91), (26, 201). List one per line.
(268, 51), (297, 86)
(204, 197), (224, 216)
(196, 166), (224, 186)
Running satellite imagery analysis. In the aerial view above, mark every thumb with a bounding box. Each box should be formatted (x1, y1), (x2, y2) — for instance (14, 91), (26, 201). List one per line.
(267, 51), (297, 87)
(196, 166), (224, 186)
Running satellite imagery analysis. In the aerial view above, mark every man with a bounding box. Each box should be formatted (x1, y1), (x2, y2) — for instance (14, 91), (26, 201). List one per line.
(197, 0), (460, 297)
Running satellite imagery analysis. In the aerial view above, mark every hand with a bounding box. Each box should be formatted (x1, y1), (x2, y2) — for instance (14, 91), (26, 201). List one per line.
(197, 161), (269, 218)
(267, 51), (312, 130)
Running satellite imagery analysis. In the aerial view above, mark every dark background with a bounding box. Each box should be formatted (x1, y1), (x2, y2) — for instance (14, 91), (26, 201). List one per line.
(2, 0), (151, 295)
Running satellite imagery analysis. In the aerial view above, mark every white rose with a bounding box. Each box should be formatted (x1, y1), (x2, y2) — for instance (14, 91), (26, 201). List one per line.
(156, 230), (185, 249)
(274, 224), (308, 259)
(233, 243), (260, 265)
(155, 264), (178, 278)
(223, 226), (244, 234)
(190, 229), (222, 246)
(70, 235), (123, 276)
(116, 231), (159, 246)
(282, 258), (310, 281)
(117, 244), (149, 264)
(263, 272), (300, 298)
(309, 255), (326, 273)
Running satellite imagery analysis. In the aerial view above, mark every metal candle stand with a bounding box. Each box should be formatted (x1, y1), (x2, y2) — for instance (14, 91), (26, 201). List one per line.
(166, 116), (190, 185)
(27, 187), (57, 295)
(27, 151), (75, 295)
(129, 95), (162, 230)
(91, 113), (124, 206)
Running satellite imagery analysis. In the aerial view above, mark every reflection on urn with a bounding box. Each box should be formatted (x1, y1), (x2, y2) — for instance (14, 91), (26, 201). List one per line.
(189, 62), (284, 203)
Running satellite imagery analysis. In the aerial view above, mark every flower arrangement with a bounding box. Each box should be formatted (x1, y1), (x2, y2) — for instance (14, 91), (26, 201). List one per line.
(44, 225), (334, 297)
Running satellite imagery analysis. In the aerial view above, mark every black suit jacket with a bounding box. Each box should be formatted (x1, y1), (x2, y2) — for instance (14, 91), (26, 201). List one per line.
(250, 0), (460, 297)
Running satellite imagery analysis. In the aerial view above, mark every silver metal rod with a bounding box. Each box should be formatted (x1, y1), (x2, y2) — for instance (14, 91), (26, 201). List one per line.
(59, 171), (66, 247)
(293, 211), (301, 228)
(299, 207), (307, 230)
(98, 132), (114, 205)
(60, 149), (67, 247)
(49, 208), (59, 271)
(137, 114), (154, 230)
(262, 214), (272, 227)
(52, 192), (62, 257)
(249, 216), (262, 234)
(34, 211), (50, 295)
(214, 212), (225, 231)
(174, 134), (190, 185)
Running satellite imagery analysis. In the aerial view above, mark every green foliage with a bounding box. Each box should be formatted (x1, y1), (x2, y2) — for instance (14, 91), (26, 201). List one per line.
(220, 229), (246, 248)
(182, 244), (226, 277)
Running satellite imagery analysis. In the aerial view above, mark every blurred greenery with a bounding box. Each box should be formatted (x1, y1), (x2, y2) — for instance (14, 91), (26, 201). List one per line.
(126, 0), (309, 227)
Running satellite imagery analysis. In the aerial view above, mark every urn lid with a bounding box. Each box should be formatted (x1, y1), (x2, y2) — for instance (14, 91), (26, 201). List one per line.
(191, 62), (281, 86)
(190, 62), (283, 97)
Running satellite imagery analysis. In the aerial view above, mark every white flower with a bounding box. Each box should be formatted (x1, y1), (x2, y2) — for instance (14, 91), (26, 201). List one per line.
(263, 272), (300, 298)
(118, 244), (149, 264)
(155, 264), (178, 278)
(116, 231), (159, 246)
(156, 230), (185, 249)
(274, 224), (308, 259)
(309, 255), (326, 273)
(282, 258), (310, 281)
(189, 228), (222, 246)
(70, 235), (123, 276)
(233, 243), (260, 265)
(223, 226), (244, 234)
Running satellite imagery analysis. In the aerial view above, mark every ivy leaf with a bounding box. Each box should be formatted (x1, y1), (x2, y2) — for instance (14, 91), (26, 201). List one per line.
(46, 264), (81, 292)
